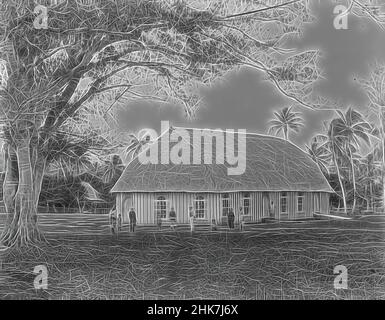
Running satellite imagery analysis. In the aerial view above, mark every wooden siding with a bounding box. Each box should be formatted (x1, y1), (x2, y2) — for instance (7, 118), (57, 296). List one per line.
(116, 191), (331, 224)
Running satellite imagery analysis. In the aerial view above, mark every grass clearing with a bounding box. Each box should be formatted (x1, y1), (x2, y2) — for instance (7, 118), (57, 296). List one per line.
(0, 216), (384, 300)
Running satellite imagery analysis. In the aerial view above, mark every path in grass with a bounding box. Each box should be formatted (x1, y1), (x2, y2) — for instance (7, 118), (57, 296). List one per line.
(0, 216), (384, 300)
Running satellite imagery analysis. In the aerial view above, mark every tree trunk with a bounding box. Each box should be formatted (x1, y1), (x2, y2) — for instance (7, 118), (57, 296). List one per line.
(333, 150), (347, 214)
(2, 144), (18, 228)
(348, 144), (357, 213)
(31, 141), (46, 212)
(1, 140), (45, 247)
(369, 180), (373, 210)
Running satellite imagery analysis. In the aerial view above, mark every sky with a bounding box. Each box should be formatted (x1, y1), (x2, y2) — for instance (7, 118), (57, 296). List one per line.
(115, 0), (385, 147)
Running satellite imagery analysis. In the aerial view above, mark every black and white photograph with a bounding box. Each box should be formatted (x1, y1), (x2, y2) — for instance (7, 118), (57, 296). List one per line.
(0, 0), (384, 305)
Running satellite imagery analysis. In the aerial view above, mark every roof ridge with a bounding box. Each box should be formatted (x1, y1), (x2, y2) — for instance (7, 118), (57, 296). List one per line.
(172, 126), (295, 141)
(171, 126), (310, 153)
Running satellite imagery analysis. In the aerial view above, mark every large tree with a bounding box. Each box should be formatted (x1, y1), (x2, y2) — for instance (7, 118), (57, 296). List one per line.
(331, 108), (372, 212)
(358, 62), (385, 209)
(316, 121), (349, 214)
(357, 145), (383, 210)
(0, 0), (382, 246)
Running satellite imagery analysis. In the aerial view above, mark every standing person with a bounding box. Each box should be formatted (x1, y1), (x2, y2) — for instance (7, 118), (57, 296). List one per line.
(169, 207), (177, 231)
(129, 207), (137, 233)
(156, 209), (162, 231)
(228, 208), (235, 229)
(117, 213), (122, 233)
(109, 207), (117, 235)
(189, 206), (195, 233)
(269, 201), (275, 218)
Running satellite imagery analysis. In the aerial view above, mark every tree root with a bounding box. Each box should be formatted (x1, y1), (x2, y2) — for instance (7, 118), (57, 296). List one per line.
(0, 225), (45, 249)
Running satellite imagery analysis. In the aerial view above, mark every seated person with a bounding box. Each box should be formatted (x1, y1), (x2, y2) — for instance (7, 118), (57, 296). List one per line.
(211, 219), (218, 231)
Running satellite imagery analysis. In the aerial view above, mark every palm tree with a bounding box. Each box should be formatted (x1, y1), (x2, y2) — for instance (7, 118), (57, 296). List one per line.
(306, 136), (331, 176)
(357, 143), (383, 211)
(268, 106), (305, 141)
(102, 154), (124, 184)
(331, 108), (372, 212)
(358, 62), (385, 208)
(123, 129), (155, 163)
(315, 121), (348, 214)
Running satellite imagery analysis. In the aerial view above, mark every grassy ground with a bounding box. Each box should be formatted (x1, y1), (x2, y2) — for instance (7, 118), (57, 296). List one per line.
(0, 216), (384, 300)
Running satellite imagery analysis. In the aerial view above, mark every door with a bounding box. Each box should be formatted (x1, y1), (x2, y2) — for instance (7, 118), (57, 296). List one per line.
(262, 192), (270, 218)
(221, 193), (230, 225)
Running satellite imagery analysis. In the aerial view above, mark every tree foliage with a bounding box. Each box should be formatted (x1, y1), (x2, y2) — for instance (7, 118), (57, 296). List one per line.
(310, 108), (381, 213)
(268, 105), (304, 141)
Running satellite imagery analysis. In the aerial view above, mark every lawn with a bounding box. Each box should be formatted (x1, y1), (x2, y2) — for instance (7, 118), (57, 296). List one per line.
(0, 216), (384, 300)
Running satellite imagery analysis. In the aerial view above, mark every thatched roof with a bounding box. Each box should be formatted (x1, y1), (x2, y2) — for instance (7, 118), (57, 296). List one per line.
(111, 128), (333, 193)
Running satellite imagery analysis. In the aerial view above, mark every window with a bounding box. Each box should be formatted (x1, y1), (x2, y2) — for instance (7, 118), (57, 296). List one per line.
(280, 192), (288, 214)
(222, 193), (231, 216)
(297, 192), (305, 213)
(155, 196), (167, 219)
(195, 196), (206, 219)
(242, 193), (251, 215)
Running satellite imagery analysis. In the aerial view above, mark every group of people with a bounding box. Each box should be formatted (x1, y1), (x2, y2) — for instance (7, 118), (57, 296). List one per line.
(109, 207), (137, 234)
(189, 206), (235, 232)
(108, 200), (276, 234)
(157, 207), (177, 230)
